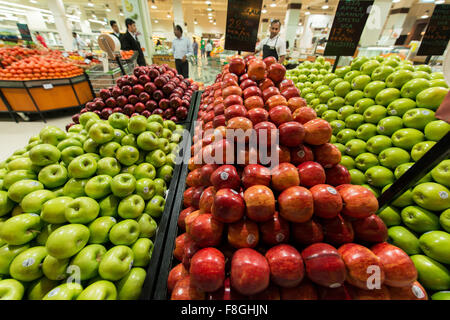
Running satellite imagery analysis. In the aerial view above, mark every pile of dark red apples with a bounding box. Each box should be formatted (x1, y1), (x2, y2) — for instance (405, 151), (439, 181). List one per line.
(167, 56), (423, 300)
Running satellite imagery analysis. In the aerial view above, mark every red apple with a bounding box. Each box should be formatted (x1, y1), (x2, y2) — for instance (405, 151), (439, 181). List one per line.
(352, 214), (388, 243)
(259, 78), (275, 92)
(228, 218), (260, 249)
(279, 79), (295, 92)
(224, 94), (243, 108)
(281, 86), (301, 100)
(254, 121), (277, 146)
(213, 103), (225, 116)
(244, 95), (264, 110)
(267, 63), (286, 83)
(210, 165), (240, 190)
(336, 184), (379, 219)
(240, 79), (257, 91)
(190, 247), (225, 292)
(265, 244), (304, 288)
(260, 212), (290, 246)
(241, 164), (271, 189)
(184, 210), (201, 235)
(325, 164), (351, 186)
(226, 116), (253, 132)
(228, 58), (246, 75)
(199, 186), (216, 214)
(263, 56), (277, 69)
(207, 277), (247, 300)
(171, 276), (205, 300)
(290, 145), (314, 166)
(249, 284), (281, 300)
(187, 213), (224, 247)
(322, 214), (354, 246)
(278, 121), (305, 147)
(278, 186), (313, 223)
(280, 280), (318, 300)
(224, 104), (247, 121)
(230, 248), (270, 295)
(212, 188), (245, 223)
(348, 284), (391, 300)
(309, 184), (342, 219)
(262, 86), (280, 102)
(266, 94), (288, 109)
(288, 97), (309, 113)
(247, 59), (267, 81)
(213, 115), (226, 128)
(388, 281), (428, 300)
(292, 219), (324, 245)
(247, 108), (269, 125)
(317, 284), (353, 300)
(313, 143), (342, 169)
(271, 163), (300, 192)
(178, 207), (196, 231)
(174, 233), (187, 261)
(297, 161), (326, 188)
(243, 86), (262, 100)
(244, 185), (276, 222)
(222, 85), (242, 99)
(301, 243), (346, 288)
(167, 263), (189, 293)
(304, 119), (333, 145)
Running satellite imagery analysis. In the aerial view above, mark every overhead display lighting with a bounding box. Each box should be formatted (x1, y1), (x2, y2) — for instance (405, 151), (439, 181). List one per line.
(262, 4), (267, 13)
(151, 5), (157, 9)
(119, 10), (124, 16)
(205, 0), (212, 4)
(29, 0), (37, 4)
(305, 11), (310, 15)
(392, 0), (400, 2)
(167, 13), (171, 18)
(322, 4), (329, 9)
(435, 0), (445, 4)
(154, 20), (158, 23)
(270, 3), (276, 7)
(88, 1), (94, 7)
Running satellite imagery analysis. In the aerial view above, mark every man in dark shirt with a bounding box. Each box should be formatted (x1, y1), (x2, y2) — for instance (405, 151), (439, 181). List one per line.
(110, 20), (121, 40)
(120, 18), (146, 66)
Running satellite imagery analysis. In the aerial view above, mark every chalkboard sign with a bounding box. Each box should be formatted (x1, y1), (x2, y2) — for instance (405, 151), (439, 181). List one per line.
(16, 23), (32, 42)
(417, 4), (450, 56)
(224, 0), (263, 52)
(324, 0), (374, 56)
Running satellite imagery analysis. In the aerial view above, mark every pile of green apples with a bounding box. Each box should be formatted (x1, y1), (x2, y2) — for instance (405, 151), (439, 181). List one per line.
(286, 55), (450, 299)
(0, 111), (183, 300)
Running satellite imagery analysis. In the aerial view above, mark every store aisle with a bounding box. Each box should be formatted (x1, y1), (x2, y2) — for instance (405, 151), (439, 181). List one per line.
(0, 115), (72, 161)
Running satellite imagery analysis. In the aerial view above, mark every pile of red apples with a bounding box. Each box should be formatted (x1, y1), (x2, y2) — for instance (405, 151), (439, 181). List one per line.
(69, 64), (198, 128)
(167, 56), (424, 300)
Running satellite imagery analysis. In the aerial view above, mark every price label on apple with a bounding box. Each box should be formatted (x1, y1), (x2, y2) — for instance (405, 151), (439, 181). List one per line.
(327, 187), (337, 195)
(22, 258), (35, 268)
(115, 132), (121, 137)
(47, 288), (60, 297)
(422, 110), (430, 115)
(412, 285), (425, 299)
(390, 110), (397, 115)
(247, 234), (256, 245)
(439, 191), (448, 199)
(220, 172), (229, 180)
(110, 217), (117, 223)
(143, 187), (149, 193)
(297, 150), (305, 158)
(276, 233), (285, 243)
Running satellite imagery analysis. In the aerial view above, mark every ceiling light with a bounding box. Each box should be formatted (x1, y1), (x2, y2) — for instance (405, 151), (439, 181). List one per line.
(213, 22), (216, 25)
(208, 12), (212, 16)
(262, 9), (267, 13)
(322, 5), (329, 9)
(154, 20), (158, 23)
(207, 7), (212, 11)
(392, 0), (400, 2)
(435, 0), (445, 4)
(151, 5), (157, 9)
(167, 14), (171, 18)
(205, 0), (212, 4)
(270, 3), (276, 7)
(88, 1), (94, 7)
(421, 14), (429, 18)
(305, 11), (310, 15)
(29, 0), (37, 4)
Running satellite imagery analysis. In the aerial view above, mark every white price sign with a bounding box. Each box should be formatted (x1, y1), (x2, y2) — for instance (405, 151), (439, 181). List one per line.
(43, 83), (53, 89)
(84, 59), (91, 64)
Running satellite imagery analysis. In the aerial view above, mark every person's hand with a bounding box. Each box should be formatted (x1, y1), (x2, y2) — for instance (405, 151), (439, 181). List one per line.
(182, 55), (186, 62)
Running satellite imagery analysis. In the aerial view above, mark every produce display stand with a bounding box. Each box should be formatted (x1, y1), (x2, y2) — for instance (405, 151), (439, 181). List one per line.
(0, 73), (94, 122)
(139, 90), (202, 300)
(152, 54), (176, 69)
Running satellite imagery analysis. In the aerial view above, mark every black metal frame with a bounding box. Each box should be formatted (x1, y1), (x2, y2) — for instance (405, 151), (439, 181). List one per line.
(0, 72), (95, 122)
(139, 90), (202, 300)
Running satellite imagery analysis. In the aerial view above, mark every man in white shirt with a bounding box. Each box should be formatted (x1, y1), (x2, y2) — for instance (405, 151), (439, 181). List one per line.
(255, 19), (286, 63)
(172, 25), (192, 78)
(72, 32), (86, 51)
(205, 40), (213, 57)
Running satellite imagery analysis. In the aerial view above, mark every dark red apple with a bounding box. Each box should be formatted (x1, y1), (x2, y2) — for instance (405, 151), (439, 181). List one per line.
(352, 214), (388, 243)
(322, 214), (354, 246)
(190, 247), (225, 292)
(280, 280), (318, 300)
(297, 161), (326, 188)
(243, 86), (262, 100)
(224, 94), (243, 108)
(145, 100), (157, 111)
(244, 185), (275, 222)
(259, 78), (275, 92)
(290, 145), (314, 166)
(292, 219), (324, 245)
(144, 82), (157, 94)
(210, 165), (240, 191)
(317, 284), (352, 300)
(325, 164), (351, 186)
(171, 276), (205, 300)
(278, 186), (313, 223)
(309, 184), (342, 219)
(167, 263), (189, 293)
(263, 56), (277, 69)
(241, 164), (271, 189)
(178, 207), (196, 231)
(244, 95), (265, 110)
(224, 104), (247, 121)
(267, 63), (286, 83)
(247, 108), (269, 124)
(265, 244), (304, 288)
(199, 186), (216, 214)
(187, 213), (224, 248)
(313, 143), (341, 169)
(262, 86), (280, 102)
(240, 79), (257, 91)
(228, 219), (260, 249)
(123, 104), (135, 116)
(281, 86), (301, 100)
(336, 184), (379, 219)
(260, 212), (290, 246)
(211, 188), (245, 223)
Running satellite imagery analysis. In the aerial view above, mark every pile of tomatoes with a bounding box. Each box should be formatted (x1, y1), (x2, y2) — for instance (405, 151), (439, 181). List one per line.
(120, 50), (134, 60)
(0, 47), (43, 67)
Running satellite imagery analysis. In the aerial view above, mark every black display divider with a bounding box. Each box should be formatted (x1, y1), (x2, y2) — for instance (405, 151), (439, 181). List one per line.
(139, 90), (202, 300)
(152, 92), (203, 300)
(377, 131), (450, 211)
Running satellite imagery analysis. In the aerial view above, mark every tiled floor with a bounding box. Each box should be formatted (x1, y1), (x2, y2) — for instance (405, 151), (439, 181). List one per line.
(0, 57), (221, 162)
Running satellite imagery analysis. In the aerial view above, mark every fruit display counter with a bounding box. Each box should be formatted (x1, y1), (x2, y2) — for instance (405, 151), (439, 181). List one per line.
(154, 56), (428, 300)
(285, 55), (450, 299)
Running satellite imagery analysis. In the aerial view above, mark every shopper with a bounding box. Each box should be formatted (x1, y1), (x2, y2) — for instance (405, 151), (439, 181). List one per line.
(200, 38), (206, 58)
(120, 18), (146, 66)
(192, 38), (198, 64)
(172, 25), (192, 79)
(110, 20), (122, 40)
(255, 19), (286, 63)
(72, 32), (86, 51)
(35, 32), (47, 48)
(205, 40), (212, 58)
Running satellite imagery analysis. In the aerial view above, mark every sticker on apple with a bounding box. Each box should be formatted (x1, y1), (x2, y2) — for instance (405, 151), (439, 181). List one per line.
(47, 288), (60, 297)
(390, 110), (397, 115)
(297, 150), (305, 158)
(111, 217), (117, 223)
(327, 187), (337, 195)
(247, 234), (256, 246)
(439, 191), (448, 199)
(412, 285), (425, 299)
(220, 172), (229, 181)
(143, 187), (149, 193)
(276, 233), (285, 243)
(22, 258), (35, 268)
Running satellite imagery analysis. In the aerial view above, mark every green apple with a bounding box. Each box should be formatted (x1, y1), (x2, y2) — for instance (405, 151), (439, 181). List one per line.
(96, 157), (121, 177)
(304, 93), (316, 103)
(340, 155), (355, 169)
(88, 216), (117, 244)
(77, 280), (117, 300)
(153, 178), (167, 197)
(411, 254), (450, 290)
(21, 190), (55, 213)
(412, 182), (450, 211)
(385, 70), (414, 89)
(351, 56), (369, 70)
(68, 154), (97, 179)
(385, 184), (414, 207)
(46, 224), (90, 259)
(391, 128), (424, 150)
(354, 98), (376, 115)
(319, 90), (334, 103)
(344, 139), (366, 157)
(315, 85), (329, 94)
(99, 195), (119, 217)
(35, 223), (62, 246)
(333, 81), (351, 97)
(62, 178), (88, 198)
(403, 108), (435, 130)
(335, 65), (350, 78)
(336, 129), (356, 144)
(157, 165), (173, 183)
(145, 195), (165, 219)
(79, 112), (100, 127)
(378, 206), (401, 227)
(0, 279), (24, 300)
(416, 87), (449, 110)
(3, 169), (37, 190)
(135, 178), (156, 201)
(301, 87), (314, 96)
(0, 243), (30, 274)
(67, 133), (87, 145)
(98, 245), (134, 281)
(360, 60), (380, 76)
(68, 124), (84, 133)
(108, 112), (129, 130)
(333, 143), (345, 154)
(65, 197), (99, 224)
(39, 126), (67, 146)
(112, 129), (126, 144)
(401, 205), (440, 233)
(424, 120), (450, 141)
(57, 138), (82, 151)
(146, 150), (166, 168)
(419, 231), (450, 264)
(136, 131), (159, 151)
(322, 110), (338, 122)
(43, 282), (83, 300)
(40, 196), (72, 224)
(356, 123), (377, 141)
(329, 77), (344, 89)
(395, 63), (414, 72)
(137, 214), (157, 238)
(134, 163), (156, 180)
(128, 115), (148, 135)
(400, 78), (430, 99)
(440, 208), (450, 232)
(355, 152), (379, 171)
(42, 254), (69, 280)
(0, 214), (41, 245)
(343, 70), (361, 83)
(82, 138), (99, 154)
(363, 105), (387, 124)
(327, 96), (345, 111)
(111, 173), (136, 198)
(429, 72), (444, 80)
(121, 133), (137, 148)
(375, 88), (401, 106)
(38, 164), (68, 189)
(166, 152), (177, 167)
(345, 114), (365, 130)
(349, 169), (366, 185)
(148, 114), (164, 124)
(412, 71), (431, 80)
(337, 105), (355, 120)
(0, 191), (14, 217)
(366, 135), (392, 154)
(61, 146), (84, 165)
(411, 141), (436, 162)
(27, 277), (59, 300)
(29, 144), (61, 166)
(313, 104), (328, 116)
(109, 219), (140, 246)
(345, 90), (365, 105)
(116, 267), (146, 300)
(388, 226), (421, 255)
(429, 79), (448, 88)
(116, 146), (140, 167)
(163, 119), (177, 131)
(351, 74), (371, 91)
(99, 141), (121, 158)
(371, 65), (394, 81)
(84, 118), (100, 133)
(363, 80), (386, 99)
(365, 166), (394, 188)
(431, 291), (450, 300)
(118, 195), (145, 219)
(7, 157), (33, 172)
(69, 244), (106, 281)
(414, 64), (431, 73)
(84, 175), (112, 200)
(329, 120), (345, 135)
(376, 116), (403, 136)
(9, 246), (47, 281)
(431, 160), (450, 187)
(378, 147), (410, 170)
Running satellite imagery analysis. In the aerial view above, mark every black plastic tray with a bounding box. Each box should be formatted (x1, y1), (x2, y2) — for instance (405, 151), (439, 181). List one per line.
(139, 90), (202, 299)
